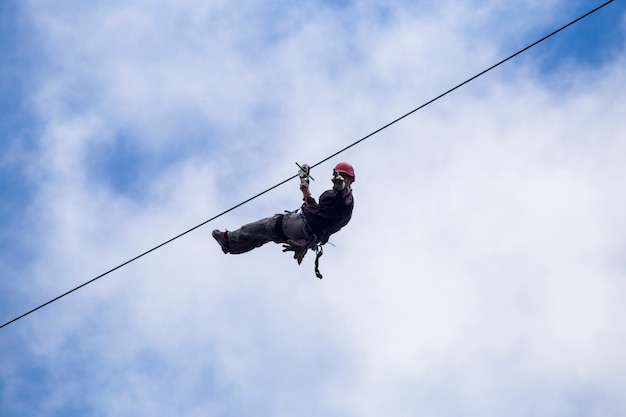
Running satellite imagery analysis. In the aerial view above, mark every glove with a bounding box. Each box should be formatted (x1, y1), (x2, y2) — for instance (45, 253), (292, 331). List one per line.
(300, 177), (309, 192)
(298, 164), (311, 178)
(332, 171), (345, 190)
(282, 239), (309, 264)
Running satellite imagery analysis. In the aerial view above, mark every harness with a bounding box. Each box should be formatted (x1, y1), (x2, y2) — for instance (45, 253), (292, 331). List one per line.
(277, 210), (325, 279)
(298, 211), (325, 279)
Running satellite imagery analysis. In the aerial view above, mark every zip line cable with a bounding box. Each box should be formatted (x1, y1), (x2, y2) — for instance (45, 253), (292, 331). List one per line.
(309, 0), (615, 170)
(0, 0), (614, 331)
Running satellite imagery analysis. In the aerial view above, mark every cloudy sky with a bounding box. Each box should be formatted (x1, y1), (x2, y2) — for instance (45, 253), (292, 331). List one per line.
(1, 0), (625, 416)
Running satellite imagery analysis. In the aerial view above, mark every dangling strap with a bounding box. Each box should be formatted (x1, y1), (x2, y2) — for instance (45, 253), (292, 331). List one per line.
(314, 243), (324, 279)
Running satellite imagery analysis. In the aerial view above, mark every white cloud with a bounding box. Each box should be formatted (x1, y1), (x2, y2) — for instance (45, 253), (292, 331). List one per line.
(2, 1), (625, 416)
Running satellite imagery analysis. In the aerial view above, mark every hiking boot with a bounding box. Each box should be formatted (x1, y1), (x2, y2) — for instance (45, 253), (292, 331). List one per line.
(212, 230), (230, 254)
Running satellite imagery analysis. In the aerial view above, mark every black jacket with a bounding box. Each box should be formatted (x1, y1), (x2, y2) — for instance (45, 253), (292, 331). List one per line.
(301, 186), (354, 244)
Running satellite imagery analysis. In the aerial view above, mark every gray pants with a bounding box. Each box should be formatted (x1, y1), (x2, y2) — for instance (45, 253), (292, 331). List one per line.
(226, 212), (311, 254)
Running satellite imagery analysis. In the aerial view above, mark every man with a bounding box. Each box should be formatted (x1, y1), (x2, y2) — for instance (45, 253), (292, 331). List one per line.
(212, 162), (355, 263)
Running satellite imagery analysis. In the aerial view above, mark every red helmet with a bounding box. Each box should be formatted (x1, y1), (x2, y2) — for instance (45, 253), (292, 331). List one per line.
(334, 162), (355, 181)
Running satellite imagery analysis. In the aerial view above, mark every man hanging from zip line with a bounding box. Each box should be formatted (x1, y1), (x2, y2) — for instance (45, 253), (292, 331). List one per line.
(211, 162), (355, 273)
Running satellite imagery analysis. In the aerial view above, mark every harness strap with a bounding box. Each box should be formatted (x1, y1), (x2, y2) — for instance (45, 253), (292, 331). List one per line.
(302, 232), (324, 280)
(314, 244), (324, 279)
(282, 211), (325, 279)
(274, 214), (287, 241)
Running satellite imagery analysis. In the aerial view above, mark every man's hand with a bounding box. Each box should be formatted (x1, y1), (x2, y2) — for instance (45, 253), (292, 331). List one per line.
(300, 178), (309, 192)
(298, 163), (312, 202)
(332, 171), (345, 190)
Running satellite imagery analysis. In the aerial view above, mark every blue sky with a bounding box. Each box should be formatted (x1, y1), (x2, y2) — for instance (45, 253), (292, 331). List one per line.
(1, 1), (626, 416)
(0, 2), (32, 238)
